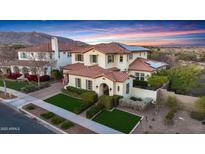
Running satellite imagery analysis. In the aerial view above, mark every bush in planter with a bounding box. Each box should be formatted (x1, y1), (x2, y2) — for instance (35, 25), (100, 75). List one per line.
(26, 105), (36, 110)
(190, 111), (205, 121)
(40, 112), (55, 119)
(98, 95), (114, 110)
(86, 103), (104, 119)
(60, 121), (74, 130)
(51, 116), (65, 125)
(80, 91), (98, 106)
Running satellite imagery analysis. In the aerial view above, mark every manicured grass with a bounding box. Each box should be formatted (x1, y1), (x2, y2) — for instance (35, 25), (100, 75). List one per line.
(0, 80), (29, 91)
(44, 94), (88, 114)
(93, 109), (142, 134)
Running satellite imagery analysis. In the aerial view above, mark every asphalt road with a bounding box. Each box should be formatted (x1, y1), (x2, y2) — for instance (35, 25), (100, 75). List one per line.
(0, 102), (55, 134)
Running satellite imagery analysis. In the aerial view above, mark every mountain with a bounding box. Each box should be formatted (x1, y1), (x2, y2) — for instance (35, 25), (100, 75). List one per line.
(0, 32), (87, 46)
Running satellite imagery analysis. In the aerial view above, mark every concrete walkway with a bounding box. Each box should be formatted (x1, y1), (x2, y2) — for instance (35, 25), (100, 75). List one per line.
(0, 87), (122, 134)
(29, 82), (62, 99)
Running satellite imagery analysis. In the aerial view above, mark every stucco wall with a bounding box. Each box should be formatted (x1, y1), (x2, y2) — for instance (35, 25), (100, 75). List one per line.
(66, 74), (131, 97)
(131, 87), (157, 101)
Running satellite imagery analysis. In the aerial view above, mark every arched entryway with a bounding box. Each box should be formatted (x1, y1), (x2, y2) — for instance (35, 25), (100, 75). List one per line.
(99, 83), (109, 96)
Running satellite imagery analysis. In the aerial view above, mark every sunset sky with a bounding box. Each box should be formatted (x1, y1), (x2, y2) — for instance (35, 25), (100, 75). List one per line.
(0, 20), (205, 46)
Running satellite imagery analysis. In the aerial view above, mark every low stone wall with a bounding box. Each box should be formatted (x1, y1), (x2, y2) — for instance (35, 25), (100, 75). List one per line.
(158, 89), (199, 111)
(131, 87), (157, 101)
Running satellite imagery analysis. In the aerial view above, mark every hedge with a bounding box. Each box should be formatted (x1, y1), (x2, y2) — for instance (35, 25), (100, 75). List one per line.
(166, 96), (177, 108)
(20, 83), (50, 93)
(66, 86), (88, 95)
(80, 91), (98, 106)
(113, 95), (123, 107)
(86, 103), (104, 119)
(133, 80), (148, 88)
(98, 95), (114, 110)
(190, 111), (205, 121)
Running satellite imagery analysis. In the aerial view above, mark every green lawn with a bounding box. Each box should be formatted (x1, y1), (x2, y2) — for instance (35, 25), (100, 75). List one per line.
(93, 109), (142, 133)
(0, 80), (29, 91)
(44, 94), (88, 114)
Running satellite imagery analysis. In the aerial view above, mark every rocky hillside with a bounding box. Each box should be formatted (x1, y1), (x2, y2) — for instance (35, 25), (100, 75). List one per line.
(0, 32), (87, 46)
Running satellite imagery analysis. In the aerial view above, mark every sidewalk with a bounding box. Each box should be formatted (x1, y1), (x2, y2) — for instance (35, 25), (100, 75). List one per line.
(0, 87), (122, 134)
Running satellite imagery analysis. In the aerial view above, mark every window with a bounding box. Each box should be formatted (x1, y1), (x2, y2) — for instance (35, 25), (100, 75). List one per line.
(75, 78), (81, 88)
(67, 52), (71, 57)
(107, 55), (114, 63)
(139, 52), (142, 56)
(90, 55), (98, 63)
(135, 72), (145, 81)
(75, 54), (83, 61)
(140, 73), (145, 81)
(129, 53), (133, 60)
(49, 53), (53, 59)
(135, 73), (140, 80)
(119, 55), (123, 62)
(117, 86), (120, 92)
(126, 83), (130, 94)
(86, 80), (93, 90)
(21, 52), (27, 58)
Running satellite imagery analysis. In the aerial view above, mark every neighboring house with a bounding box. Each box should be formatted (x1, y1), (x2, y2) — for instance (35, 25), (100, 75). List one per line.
(63, 42), (168, 98)
(1, 37), (80, 76)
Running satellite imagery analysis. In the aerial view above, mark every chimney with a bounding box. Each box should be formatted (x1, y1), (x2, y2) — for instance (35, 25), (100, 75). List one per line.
(51, 37), (60, 58)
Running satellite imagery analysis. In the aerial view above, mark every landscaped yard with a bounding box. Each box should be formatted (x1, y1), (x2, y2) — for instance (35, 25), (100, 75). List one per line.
(0, 80), (29, 91)
(44, 94), (89, 114)
(93, 109), (142, 133)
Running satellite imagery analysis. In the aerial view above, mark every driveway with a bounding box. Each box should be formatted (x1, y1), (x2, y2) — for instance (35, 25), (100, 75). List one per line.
(0, 102), (54, 134)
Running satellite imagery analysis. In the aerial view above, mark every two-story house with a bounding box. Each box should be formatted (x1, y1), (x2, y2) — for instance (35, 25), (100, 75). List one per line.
(63, 42), (168, 98)
(5, 37), (82, 76)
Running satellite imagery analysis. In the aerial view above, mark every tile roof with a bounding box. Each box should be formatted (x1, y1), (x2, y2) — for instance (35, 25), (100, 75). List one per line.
(71, 43), (131, 54)
(63, 63), (129, 82)
(5, 60), (49, 67)
(18, 43), (85, 52)
(129, 58), (167, 72)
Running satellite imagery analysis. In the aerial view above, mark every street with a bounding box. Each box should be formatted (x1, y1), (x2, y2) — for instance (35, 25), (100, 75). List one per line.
(0, 102), (54, 134)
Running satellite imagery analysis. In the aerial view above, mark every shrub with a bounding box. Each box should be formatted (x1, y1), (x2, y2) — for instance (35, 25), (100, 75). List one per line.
(51, 116), (65, 125)
(147, 75), (168, 89)
(98, 95), (114, 110)
(51, 70), (63, 79)
(133, 80), (148, 88)
(80, 91), (98, 106)
(66, 86), (88, 95)
(40, 112), (55, 119)
(190, 111), (205, 121)
(20, 83), (50, 93)
(26, 105), (36, 110)
(40, 75), (50, 82)
(166, 96), (177, 108)
(195, 96), (205, 113)
(7, 73), (22, 80)
(60, 121), (74, 130)
(86, 103), (104, 119)
(164, 109), (176, 125)
(113, 95), (123, 107)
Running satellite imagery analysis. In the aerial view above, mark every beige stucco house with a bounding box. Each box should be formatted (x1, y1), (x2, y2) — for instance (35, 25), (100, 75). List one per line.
(63, 43), (168, 98)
